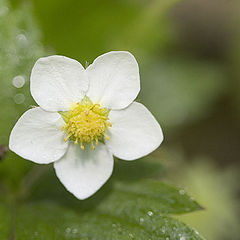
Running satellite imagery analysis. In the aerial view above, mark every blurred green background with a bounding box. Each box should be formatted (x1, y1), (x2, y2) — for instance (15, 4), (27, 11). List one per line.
(0, 0), (239, 239)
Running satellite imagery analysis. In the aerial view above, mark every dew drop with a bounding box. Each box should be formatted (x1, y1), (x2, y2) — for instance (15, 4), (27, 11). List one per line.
(65, 227), (71, 234)
(139, 217), (144, 223)
(179, 189), (185, 195)
(194, 230), (199, 235)
(117, 227), (122, 234)
(17, 33), (28, 45)
(14, 93), (25, 104)
(161, 226), (166, 234)
(147, 211), (153, 216)
(72, 228), (78, 234)
(180, 237), (186, 240)
(12, 75), (25, 88)
(129, 233), (134, 239)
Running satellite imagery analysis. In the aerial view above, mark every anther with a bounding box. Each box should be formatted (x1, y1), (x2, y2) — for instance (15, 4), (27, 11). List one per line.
(80, 144), (85, 150)
(64, 133), (72, 142)
(60, 96), (112, 150)
(104, 133), (110, 141)
(91, 142), (95, 150)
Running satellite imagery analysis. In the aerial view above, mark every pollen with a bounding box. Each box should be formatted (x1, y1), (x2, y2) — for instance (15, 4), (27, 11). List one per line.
(60, 96), (111, 150)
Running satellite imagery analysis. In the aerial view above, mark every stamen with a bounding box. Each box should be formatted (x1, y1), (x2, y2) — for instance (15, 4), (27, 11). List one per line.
(64, 133), (72, 142)
(80, 142), (85, 150)
(91, 141), (95, 150)
(104, 133), (110, 141)
(60, 96), (111, 150)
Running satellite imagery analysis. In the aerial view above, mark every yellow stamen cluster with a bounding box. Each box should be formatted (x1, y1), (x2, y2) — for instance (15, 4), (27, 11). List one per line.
(60, 96), (111, 150)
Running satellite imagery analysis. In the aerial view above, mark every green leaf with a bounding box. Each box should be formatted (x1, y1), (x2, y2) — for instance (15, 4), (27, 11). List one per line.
(91, 180), (202, 216)
(88, 159), (202, 216)
(0, 158), (203, 239)
(2, 201), (204, 240)
(1, 156), (204, 240)
(29, 158), (202, 215)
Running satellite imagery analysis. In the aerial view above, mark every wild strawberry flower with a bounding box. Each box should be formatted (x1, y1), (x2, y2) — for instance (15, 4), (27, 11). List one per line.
(9, 51), (163, 200)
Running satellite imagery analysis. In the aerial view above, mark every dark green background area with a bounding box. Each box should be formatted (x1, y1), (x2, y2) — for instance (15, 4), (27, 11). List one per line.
(12, 0), (144, 60)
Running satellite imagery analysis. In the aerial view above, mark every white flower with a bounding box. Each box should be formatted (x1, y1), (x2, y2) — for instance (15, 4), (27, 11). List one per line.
(9, 51), (163, 200)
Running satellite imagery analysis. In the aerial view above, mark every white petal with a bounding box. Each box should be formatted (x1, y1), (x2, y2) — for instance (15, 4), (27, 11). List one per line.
(9, 107), (68, 164)
(54, 143), (113, 200)
(30, 55), (88, 112)
(106, 102), (163, 160)
(86, 51), (140, 110)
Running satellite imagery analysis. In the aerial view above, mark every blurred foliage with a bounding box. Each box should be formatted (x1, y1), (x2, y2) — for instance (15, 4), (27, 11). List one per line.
(0, 0), (45, 143)
(1, 0), (240, 239)
(175, 160), (240, 240)
(140, 56), (226, 128)
(229, 0), (240, 113)
(12, 202), (201, 240)
(0, 0), (46, 192)
(14, 0), (180, 60)
(159, 148), (240, 240)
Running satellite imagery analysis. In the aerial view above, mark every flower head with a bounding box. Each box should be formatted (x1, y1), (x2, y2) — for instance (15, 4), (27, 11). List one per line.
(60, 96), (111, 150)
(9, 51), (163, 199)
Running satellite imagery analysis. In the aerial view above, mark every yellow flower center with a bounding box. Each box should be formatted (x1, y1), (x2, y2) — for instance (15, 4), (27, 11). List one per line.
(60, 96), (111, 150)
